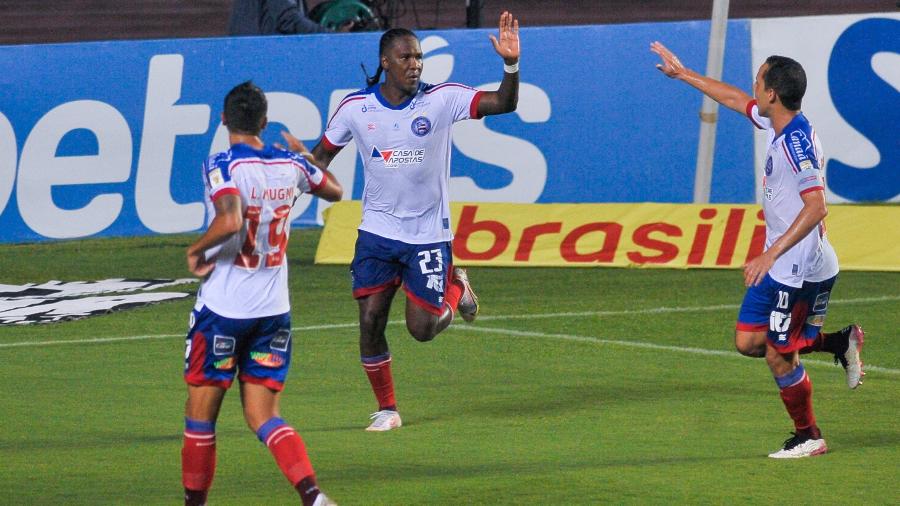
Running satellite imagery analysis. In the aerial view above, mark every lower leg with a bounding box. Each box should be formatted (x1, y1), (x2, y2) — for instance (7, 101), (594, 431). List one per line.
(243, 383), (320, 506)
(359, 291), (399, 410)
(182, 418), (216, 506)
(182, 386), (226, 505)
(767, 347), (820, 437)
(362, 353), (397, 411)
(256, 417), (320, 506)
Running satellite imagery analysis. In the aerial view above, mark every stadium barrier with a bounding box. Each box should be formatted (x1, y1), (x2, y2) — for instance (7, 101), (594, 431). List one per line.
(315, 201), (900, 271)
(0, 13), (896, 243)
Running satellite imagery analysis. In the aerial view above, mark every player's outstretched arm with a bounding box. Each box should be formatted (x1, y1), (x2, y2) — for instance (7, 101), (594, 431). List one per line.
(477, 11), (520, 116)
(650, 41), (752, 115)
(186, 194), (243, 277)
(279, 130), (343, 202)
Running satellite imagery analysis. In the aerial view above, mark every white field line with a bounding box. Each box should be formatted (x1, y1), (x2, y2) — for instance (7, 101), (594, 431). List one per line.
(457, 325), (900, 375)
(0, 295), (896, 376)
(473, 295), (900, 322)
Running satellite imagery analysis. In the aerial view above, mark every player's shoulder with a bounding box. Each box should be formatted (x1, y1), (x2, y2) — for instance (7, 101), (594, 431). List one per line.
(204, 150), (233, 173)
(780, 113), (819, 170)
(422, 81), (477, 96)
(336, 86), (373, 108)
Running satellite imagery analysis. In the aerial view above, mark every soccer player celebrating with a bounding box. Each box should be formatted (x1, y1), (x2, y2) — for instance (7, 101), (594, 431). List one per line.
(284, 11), (520, 431)
(650, 42), (864, 458)
(182, 81), (342, 505)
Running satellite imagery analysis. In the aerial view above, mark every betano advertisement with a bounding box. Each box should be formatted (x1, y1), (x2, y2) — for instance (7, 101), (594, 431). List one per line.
(316, 201), (900, 271)
(0, 13), (896, 245)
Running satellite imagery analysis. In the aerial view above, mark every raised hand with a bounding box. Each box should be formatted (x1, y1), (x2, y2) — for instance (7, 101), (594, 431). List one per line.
(489, 11), (520, 64)
(279, 130), (311, 156)
(650, 41), (687, 78)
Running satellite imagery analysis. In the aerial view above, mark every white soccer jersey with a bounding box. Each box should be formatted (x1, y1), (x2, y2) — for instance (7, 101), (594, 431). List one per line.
(746, 100), (839, 287)
(196, 143), (326, 318)
(323, 82), (484, 243)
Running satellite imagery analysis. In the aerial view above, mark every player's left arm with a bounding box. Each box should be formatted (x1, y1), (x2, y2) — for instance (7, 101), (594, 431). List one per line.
(743, 189), (827, 287)
(186, 194), (243, 277)
(477, 11), (520, 117)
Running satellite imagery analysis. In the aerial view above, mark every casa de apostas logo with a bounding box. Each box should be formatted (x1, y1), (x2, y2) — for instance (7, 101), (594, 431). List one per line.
(370, 146), (425, 168)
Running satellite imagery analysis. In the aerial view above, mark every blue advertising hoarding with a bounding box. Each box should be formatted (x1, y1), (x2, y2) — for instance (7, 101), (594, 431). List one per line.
(0, 14), (896, 243)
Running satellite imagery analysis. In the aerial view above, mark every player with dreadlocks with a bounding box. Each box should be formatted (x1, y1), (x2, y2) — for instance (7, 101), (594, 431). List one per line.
(282, 11), (520, 431)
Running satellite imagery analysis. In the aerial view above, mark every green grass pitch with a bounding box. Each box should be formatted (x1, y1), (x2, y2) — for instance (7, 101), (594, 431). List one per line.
(1, 229), (897, 505)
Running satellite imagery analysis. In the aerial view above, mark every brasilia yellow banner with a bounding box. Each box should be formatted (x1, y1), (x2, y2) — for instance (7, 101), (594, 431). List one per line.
(315, 201), (900, 271)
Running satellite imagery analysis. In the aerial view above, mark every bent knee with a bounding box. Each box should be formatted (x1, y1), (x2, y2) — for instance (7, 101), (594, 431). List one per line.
(735, 342), (764, 357)
(735, 331), (766, 357)
(407, 323), (437, 342)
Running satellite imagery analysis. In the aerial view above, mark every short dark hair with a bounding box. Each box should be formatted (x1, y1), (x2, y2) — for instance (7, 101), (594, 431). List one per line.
(224, 81), (267, 135)
(364, 28), (417, 86)
(763, 56), (806, 111)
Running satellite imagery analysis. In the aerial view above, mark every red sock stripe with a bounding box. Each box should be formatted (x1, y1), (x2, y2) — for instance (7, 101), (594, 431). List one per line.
(265, 426), (296, 447)
(362, 357), (392, 370)
(265, 426), (315, 486)
(184, 431), (215, 440)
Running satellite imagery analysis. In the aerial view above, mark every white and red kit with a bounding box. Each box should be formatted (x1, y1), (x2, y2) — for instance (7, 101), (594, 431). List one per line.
(322, 81), (484, 244)
(196, 143), (326, 318)
(746, 100), (839, 287)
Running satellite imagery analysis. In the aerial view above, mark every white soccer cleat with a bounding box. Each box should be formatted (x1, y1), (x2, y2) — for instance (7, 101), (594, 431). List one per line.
(768, 432), (828, 459)
(312, 493), (337, 506)
(313, 492), (337, 506)
(833, 324), (865, 389)
(366, 410), (402, 432)
(453, 267), (479, 323)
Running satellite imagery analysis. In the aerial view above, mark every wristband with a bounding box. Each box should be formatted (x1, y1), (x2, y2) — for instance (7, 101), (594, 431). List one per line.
(503, 61), (519, 74)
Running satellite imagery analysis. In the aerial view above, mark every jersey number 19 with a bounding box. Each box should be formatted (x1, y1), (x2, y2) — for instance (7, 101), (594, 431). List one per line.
(235, 204), (291, 270)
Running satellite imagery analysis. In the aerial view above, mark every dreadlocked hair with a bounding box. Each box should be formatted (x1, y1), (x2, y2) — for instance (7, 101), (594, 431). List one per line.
(363, 27), (417, 86)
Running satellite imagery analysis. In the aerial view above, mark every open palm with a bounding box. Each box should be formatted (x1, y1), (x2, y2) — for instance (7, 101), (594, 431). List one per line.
(489, 11), (520, 63)
(650, 41), (686, 78)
